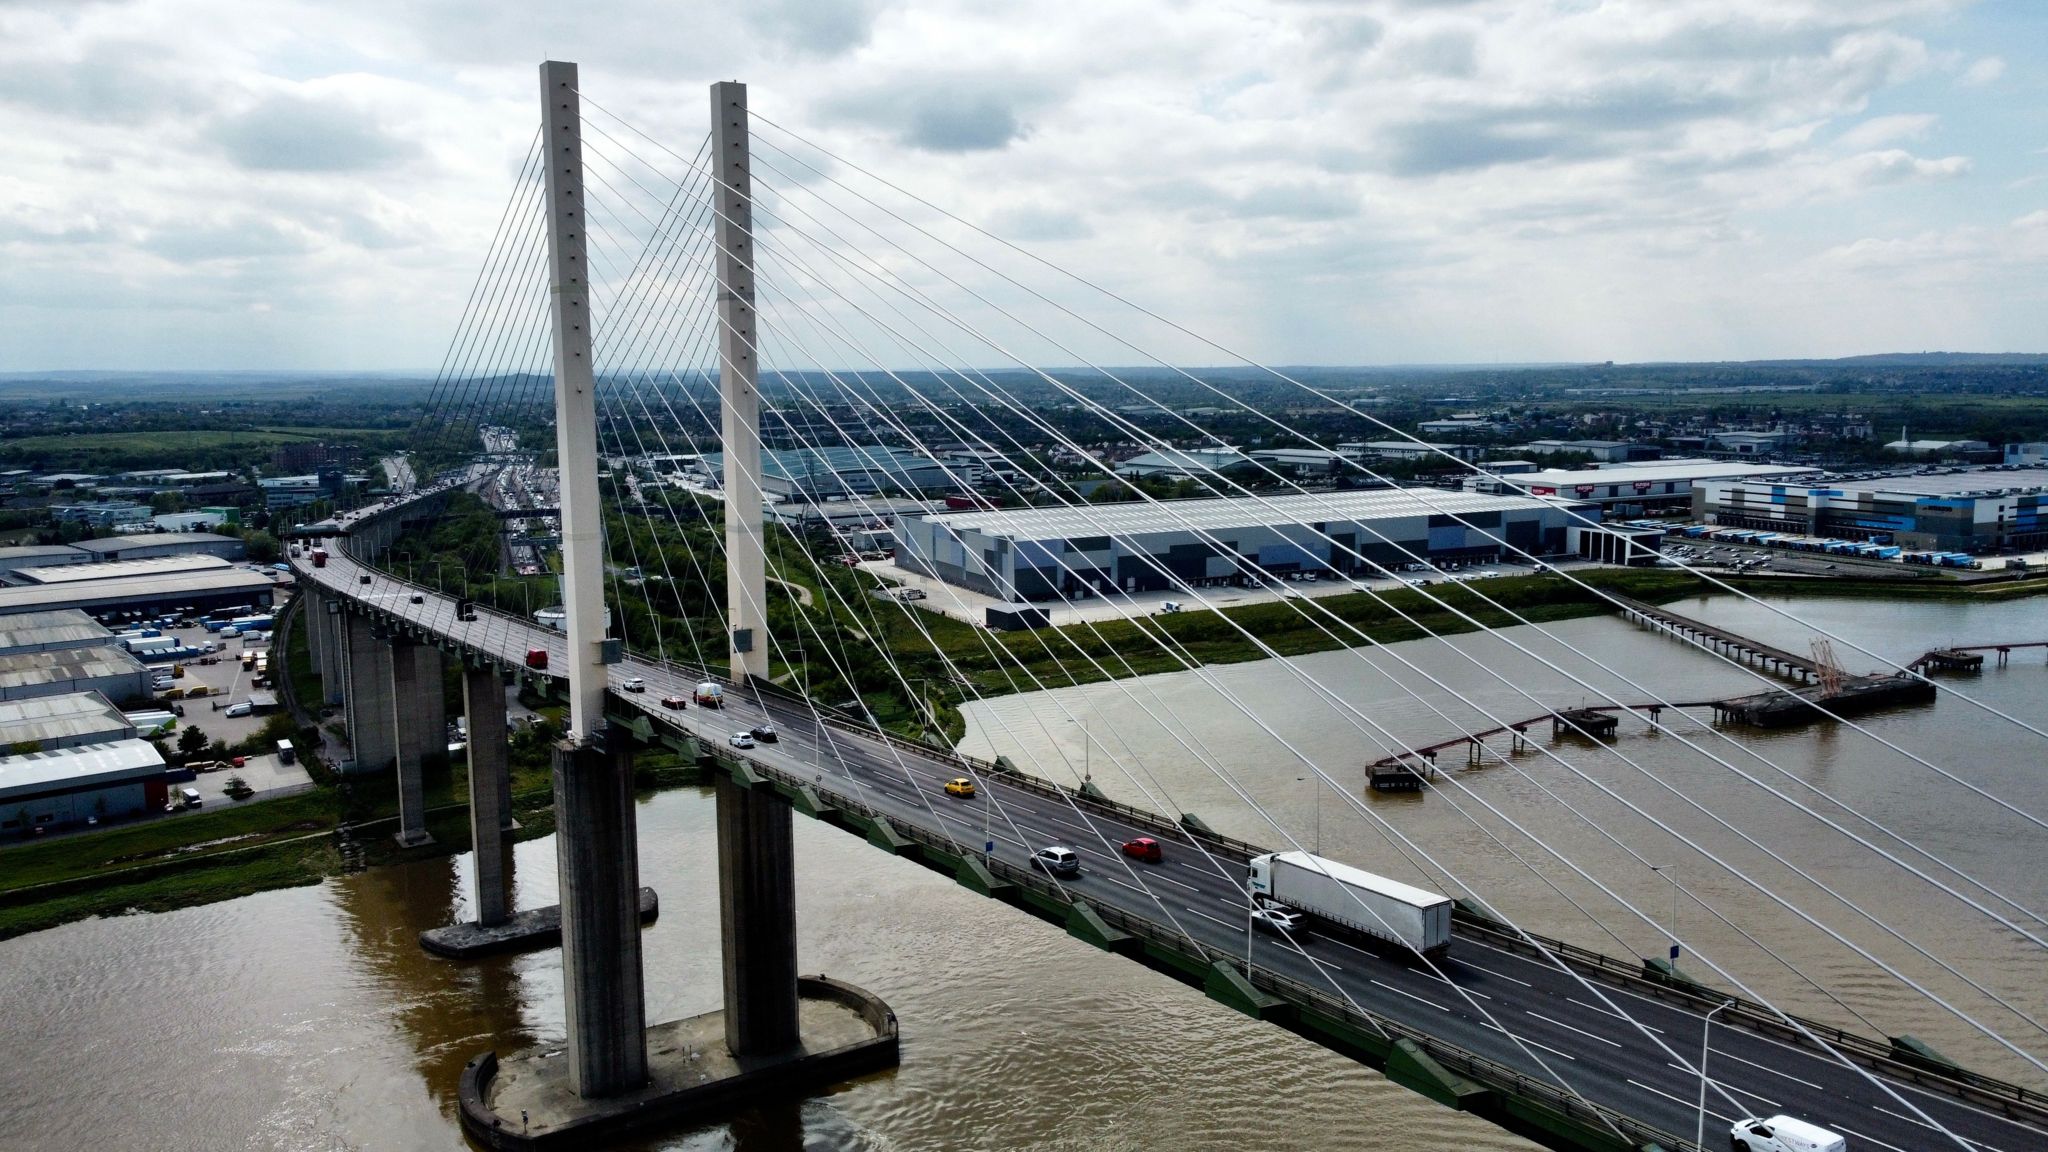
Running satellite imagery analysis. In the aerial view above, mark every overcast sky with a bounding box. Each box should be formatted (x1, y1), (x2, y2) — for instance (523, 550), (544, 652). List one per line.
(1, 0), (2042, 372)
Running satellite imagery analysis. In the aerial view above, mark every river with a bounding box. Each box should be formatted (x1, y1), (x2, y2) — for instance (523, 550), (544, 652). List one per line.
(0, 594), (2042, 1150)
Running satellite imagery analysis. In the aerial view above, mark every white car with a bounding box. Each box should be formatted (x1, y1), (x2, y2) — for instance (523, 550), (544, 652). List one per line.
(728, 732), (756, 749)
(622, 677), (645, 692)
(1251, 906), (1306, 936)
(1729, 1114), (1844, 1152)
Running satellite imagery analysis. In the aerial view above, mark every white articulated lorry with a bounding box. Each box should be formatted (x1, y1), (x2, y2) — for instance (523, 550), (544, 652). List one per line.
(1248, 851), (1454, 956)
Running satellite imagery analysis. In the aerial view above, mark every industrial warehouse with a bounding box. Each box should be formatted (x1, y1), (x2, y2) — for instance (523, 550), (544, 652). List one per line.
(892, 487), (1595, 602)
(1696, 466), (2048, 553)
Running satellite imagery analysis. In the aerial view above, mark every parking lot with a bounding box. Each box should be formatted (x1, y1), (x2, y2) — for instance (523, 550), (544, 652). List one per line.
(138, 621), (285, 750)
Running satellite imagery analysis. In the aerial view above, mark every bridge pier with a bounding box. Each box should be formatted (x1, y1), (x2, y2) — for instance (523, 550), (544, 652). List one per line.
(554, 733), (648, 1097)
(342, 611), (396, 774)
(465, 661), (512, 927)
(717, 774), (801, 1055)
(314, 593), (346, 704)
(390, 637), (439, 848)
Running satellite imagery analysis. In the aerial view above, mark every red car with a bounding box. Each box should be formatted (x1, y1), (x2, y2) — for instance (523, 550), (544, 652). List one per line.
(1121, 837), (1162, 863)
(525, 647), (548, 670)
(661, 695), (687, 710)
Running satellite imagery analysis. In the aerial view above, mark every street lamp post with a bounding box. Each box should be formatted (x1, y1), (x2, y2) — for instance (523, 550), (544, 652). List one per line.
(1699, 999), (1736, 1150)
(1651, 863), (1681, 961)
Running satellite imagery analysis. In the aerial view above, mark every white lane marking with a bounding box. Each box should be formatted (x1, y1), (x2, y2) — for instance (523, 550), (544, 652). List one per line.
(1662, 1067), (1778, 1111)
(1182, 905), (1240, 930)
(1871, 1105), (2010, 1152)
(1832, 1123), (1917, 1152)
(1705, 1047), (1819, 1090)
(1526, 1010), (1624, 1048)
(1456, 960), (1534, 988)
(1562, 996), (1665, 1035)
(1628, 1078), (1734, 1124)
(1484, 1023), (1577, 1061)
(1370, 978), (1451, 1012)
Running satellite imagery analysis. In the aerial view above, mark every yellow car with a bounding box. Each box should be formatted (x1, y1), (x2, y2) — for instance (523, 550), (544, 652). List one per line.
(943, 777), (977, 798)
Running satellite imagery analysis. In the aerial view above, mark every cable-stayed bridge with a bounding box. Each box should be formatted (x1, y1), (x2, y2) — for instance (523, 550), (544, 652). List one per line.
(286, 62), (2048, 1152)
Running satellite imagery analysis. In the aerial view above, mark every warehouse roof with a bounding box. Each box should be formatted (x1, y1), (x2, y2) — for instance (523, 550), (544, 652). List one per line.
(0, 569), (276, 616)
(1823, 466), (2048, 499)
(0, 545), (90, 569)
(0, 739), (165, 802)
(14, 555), (233, 585)
(917, 487), (1566, 540)
(0, 691), (133, 747)
(1509, 461), (1812, 489)
(71, 532), (242, 555)
(0, 610), (111, 655)
(0, 646), (148, 694)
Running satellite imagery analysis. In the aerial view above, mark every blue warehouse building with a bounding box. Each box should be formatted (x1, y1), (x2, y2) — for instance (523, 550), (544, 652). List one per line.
(1696, 466), (2048, 553)
(893, 488), (1594, 602)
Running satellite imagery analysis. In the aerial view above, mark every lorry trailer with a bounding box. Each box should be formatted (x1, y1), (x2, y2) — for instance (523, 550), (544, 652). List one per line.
(1248, 851), (1453, 956)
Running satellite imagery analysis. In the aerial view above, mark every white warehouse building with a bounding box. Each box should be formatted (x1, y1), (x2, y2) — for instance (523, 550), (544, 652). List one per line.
(893, 488), (1595, 603)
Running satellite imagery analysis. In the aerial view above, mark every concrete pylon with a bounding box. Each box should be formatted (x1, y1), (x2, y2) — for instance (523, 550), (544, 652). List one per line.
(342, 611), (396, 774)
(463, 660), (511, 927)
(717, 773), (800, 1055)
(390, 638), (437, 847)
(553, 732), (648, 1096)
(712, 80), (768, 683)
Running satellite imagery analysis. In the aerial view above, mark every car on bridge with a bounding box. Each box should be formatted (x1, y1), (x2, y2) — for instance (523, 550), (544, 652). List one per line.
(359, 574), (371, 585)
(748, 724), (778, 743)
(1030, 846), (1080, 876)
(1250, 905), (1305, 936)
(728, 732), (756, 749)
(1120, 836), (1162, 862)
(660, 694), (687, 710)
(1729, 1115), (1843, 1152)
(622, 677), (645, 692)
(943, 777), (976, 797)
(525, 648), (548, 670)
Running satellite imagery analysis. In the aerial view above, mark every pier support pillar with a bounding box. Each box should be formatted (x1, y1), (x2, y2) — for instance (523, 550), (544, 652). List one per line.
(464, 661), (512, 926)
(717, 772), (800, 1056)
(391, 638), (437, 848)
(342, 611), (396, 775)
(316, 594), (346, 705)
(555, 733), (648, 1097)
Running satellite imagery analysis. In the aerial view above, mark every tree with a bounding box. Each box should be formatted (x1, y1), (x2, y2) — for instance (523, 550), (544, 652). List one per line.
(177, 726), (207, 759)
(243, 530), (280, 563)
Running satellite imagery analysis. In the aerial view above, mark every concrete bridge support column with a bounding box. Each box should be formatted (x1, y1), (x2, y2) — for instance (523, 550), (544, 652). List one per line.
(717, 774), (800, 1056)
(315, 594), (346, 705)
(390, 638), (437, 848)
(554, 733), (648, 1096)
(342, 612), (396, 775)
(463, 661), (511, 927)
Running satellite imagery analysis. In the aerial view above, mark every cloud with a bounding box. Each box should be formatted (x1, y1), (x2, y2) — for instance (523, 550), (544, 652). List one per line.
(1836, 113), (1937, 149)
(209, 91), (418, 172)
(1840, 148), (1970, 184)
(1959, 55), (2005, 86)
(825, 74), (1064, 153)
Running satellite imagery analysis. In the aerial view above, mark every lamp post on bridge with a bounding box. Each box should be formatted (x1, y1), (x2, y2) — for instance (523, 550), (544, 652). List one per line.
(1650, 863), (1680, 961)
(1699, 999), (1736, 1151)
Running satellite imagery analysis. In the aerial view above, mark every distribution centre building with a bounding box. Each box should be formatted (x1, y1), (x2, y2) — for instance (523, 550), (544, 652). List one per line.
(0, 692), (137, 751)
(0, 569), (277, 620)
(893, 487), (1595, 602)
(0, 740), (170, 834)
(1695, 466), (2048, 552)
(1467, 459), (1813, 511)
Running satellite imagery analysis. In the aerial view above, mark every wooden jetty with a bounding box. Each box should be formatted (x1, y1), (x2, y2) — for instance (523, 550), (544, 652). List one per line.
(1610, 595), (1818, 683)
(1366, 700), (1716, 790)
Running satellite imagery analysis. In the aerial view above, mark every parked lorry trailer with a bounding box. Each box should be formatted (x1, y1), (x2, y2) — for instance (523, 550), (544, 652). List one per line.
(1248, 851), (1453, 956)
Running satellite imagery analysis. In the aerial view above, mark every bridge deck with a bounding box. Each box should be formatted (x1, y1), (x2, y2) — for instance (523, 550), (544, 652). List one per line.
(1611, 595), (1820, 675)
(293, 507), (2048, 1152)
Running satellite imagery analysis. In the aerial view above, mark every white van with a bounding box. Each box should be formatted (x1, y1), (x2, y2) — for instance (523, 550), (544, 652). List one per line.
(180, 787), (203, 808)
(1730, 1115), (1846, 1152)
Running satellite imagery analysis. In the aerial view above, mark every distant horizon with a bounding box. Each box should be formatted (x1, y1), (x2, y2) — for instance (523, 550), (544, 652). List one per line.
(4, 351), (2047, 380)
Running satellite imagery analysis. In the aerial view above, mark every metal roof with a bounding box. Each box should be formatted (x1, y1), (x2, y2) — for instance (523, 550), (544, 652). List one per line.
(1511, 462), (1812, 488)
(0, 646), (149, 690)
(0, 610), (111, 654)
(0, 545), (91, 567)
(0, 569), (276, 616)
(915, 486), (1560, 540)
(72, 532), (242, 554)
(0, 691), (133, 746)
(0, 739), (166, 801)
(14, 555), (233, 585)
(1823, 466), (2048, 499)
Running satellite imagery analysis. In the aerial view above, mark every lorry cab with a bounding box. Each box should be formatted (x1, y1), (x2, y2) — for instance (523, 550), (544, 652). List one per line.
(1730, 1115), (1846, 1152)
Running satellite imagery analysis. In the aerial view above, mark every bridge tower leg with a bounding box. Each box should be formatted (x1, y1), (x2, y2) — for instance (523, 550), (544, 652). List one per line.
(463, 660), (512, 927)
(541, 57), (648, 1099)
(717, 774), (800, 1054)
(342, 611), (396, 774)
(389, 637), (438, 847)
(713, 80), (769, 685)
(315, 593), (346, 704)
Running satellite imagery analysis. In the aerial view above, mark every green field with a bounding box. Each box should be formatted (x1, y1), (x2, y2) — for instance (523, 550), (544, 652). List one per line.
(0, 428), (404, 472)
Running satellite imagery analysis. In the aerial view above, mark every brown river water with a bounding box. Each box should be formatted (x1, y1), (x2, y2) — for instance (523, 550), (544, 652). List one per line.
(1, 595), (2043, 1150)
